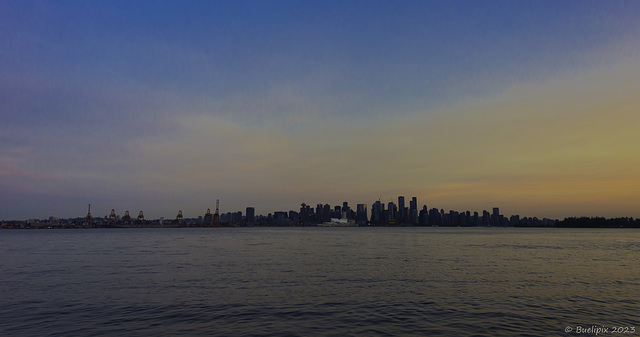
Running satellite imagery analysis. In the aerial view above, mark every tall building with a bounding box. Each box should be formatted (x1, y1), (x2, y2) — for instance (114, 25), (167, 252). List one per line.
(300, 203), (309, 223)
(492, 207), (502, 226)
(323, 204), (331, 222)
(342, 202), (350, 214)
(410, 197), (418, 225)
(371, 200), (388, 225)
(429, 208), (441, 226)
(333, 205), (342, 218)
(387, 202), (397, 222)
(246, 207), (255, 223)
(341, 201), (353, 220)
(371, 200), (383, 225)
(356, 204), (367, 225)
(274, 211), (287, 221)
(316, 204), (323, 222)
(398, 196), (405, 224)
(419, 206), (429, 226)
(482, 210), (491, 226)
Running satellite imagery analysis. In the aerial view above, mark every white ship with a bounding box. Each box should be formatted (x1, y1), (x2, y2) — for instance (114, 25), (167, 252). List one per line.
(318, 217), (358, 227)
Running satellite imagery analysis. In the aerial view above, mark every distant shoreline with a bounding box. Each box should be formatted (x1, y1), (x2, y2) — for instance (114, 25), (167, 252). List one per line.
(3, 217), (640, 230)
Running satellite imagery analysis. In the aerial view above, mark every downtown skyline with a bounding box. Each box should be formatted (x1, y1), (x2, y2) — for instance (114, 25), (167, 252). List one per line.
(2, 1), (640, 220)
(0, 195), (597, 225)
(5, 196), (554, 228)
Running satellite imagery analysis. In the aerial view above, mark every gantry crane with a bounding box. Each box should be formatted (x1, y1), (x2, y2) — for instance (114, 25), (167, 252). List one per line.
(204, 208), (213, 227)
(109, 209), (117, 223)
(85, 204), (93, 227)
(176, 210), (184, 227)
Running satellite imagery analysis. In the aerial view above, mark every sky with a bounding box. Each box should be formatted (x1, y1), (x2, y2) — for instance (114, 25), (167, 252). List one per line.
(2, 0), (640, 220)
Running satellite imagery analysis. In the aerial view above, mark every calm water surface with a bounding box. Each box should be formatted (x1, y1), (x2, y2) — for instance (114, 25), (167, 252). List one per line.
(1, 227), (639, 336)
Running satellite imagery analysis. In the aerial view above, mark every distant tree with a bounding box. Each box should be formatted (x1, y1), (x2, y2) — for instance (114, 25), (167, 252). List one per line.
(556, 217), (640, 228)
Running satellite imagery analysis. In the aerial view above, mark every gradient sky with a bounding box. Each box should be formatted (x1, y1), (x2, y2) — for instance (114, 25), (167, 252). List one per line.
(2, 0), (640, 220)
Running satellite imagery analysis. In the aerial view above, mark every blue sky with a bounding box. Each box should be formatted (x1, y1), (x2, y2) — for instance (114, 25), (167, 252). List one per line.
(2, 0), (640, 220)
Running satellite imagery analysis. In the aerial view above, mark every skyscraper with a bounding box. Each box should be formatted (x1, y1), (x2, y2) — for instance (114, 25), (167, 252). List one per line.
(398, 196), (405, 224)
(316, 204), (323, 222)
(492, 207), (501, 226)
(419, 206), (429, 226)
(323, 204), (331, 222)
(387, 201), (397, 222)
(246, 207), (255, 223)
(410, 197), (418, 225)
(356, 204), (367, 225)
(371, 200), (383, 225)
(300, 203), (309, 223)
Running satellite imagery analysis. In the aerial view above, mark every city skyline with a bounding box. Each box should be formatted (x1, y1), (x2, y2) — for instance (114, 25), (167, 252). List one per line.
(2, 1), (640, 220)
(0, 195), (584, 223)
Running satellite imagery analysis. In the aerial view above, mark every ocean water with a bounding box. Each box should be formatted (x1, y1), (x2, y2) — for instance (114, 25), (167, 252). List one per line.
(1, 227), (638, 336)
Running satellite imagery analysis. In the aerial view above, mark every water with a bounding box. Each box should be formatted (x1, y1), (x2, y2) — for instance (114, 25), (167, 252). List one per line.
(1, 227), (638, 336)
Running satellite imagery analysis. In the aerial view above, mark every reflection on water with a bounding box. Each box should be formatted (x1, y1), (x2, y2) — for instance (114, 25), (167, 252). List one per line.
(1, 227), (639, 336)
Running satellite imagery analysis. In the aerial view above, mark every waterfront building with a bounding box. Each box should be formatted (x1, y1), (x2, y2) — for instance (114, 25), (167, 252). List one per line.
(371, 200), (385, 225)
(333, 206), (342, 218)
(429, 208), (442, 226)
(299, 203), (309, 223)
(482, 210), (491, 226)
(492, 207), (501, 226)
(274, 211), (287, 221)
(410, 197), (418, 225)
(398, 196), (405, 224)
(246, 207), (255, 223)
(356, 204), (368, 225)
(342, 202), (350, 214)
(387, 202), (397, 222)
(231, 211), (242, 224)
(323, 204), (331, 223)
(316, 204), (323, 223)
(419, 206), (428, 226)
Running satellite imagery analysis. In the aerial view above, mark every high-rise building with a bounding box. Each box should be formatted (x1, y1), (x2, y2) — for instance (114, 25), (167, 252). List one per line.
(429, 208), (441, 226)
(274, 211), (287, 221)
(246, 207), (255, 223)
(491, 207), (500, 226)
(482, 210), (491, 226)
(231, 211), (242, 224)
(371, 200), (389, 225)
(419, 206), (429, 226)
(356, 204), (367, 224)
(316, 204), (323, 222)
(398, 196), (405, 224)
(410, 197), (418, 225)
(300, 203), (309, 223)
(371, 200), (383, 225)
(323, 204), (331, 222)
(387, 202), (397, 222)
(333, 205), (342, 218)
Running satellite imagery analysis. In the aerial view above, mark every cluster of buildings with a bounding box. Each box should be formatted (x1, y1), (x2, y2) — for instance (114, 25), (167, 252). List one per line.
(1, 196), (559, 229)
(255, 196), (556, 227)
